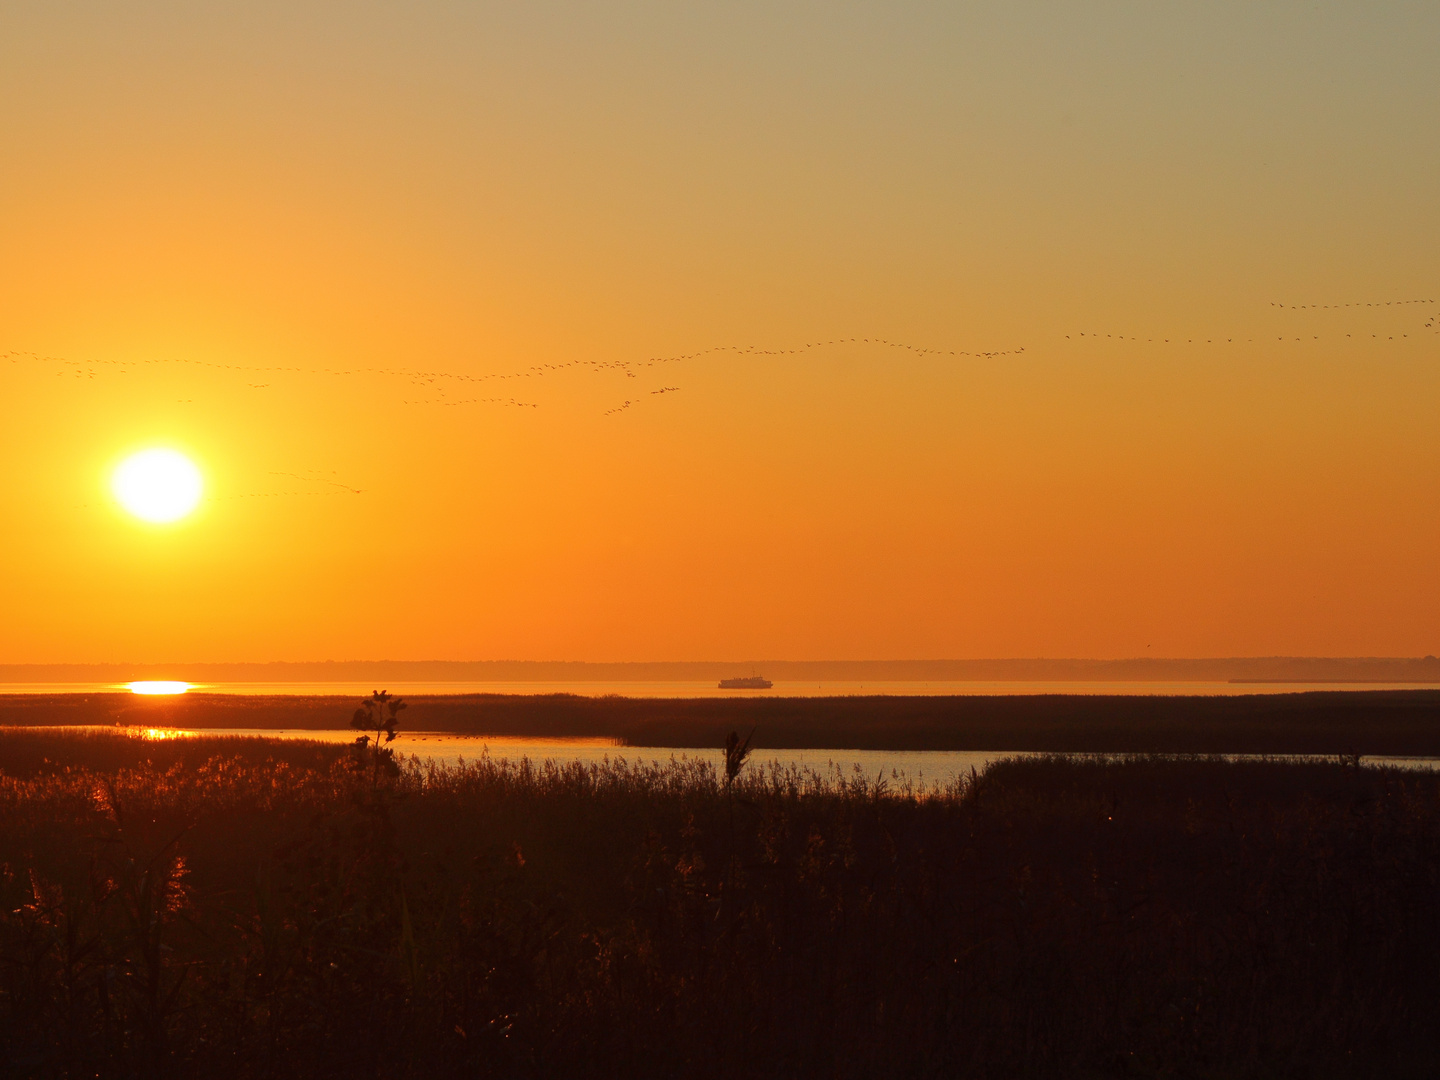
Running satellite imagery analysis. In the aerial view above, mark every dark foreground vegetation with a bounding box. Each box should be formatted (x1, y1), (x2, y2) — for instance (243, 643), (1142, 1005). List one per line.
(6, 688), (1440, 754)
(2, 728), (1439, 1078)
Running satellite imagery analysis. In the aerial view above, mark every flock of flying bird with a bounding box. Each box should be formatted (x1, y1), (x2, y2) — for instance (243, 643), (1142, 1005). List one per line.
(401, 396), (541, 409)
(604, 387), (683, 416)
(1070, 331), (1426, 344)
(4, 299), (1433, 423)
(1269, 299), (1433, 310)
(395, 337), (1027, 412)
(1068, 298), (1438, 350)
(9, 299), (1434, 504)
(2, 336), (1030, 416)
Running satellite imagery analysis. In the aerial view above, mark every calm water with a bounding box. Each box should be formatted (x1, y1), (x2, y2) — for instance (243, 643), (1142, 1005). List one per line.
(8, 679), (1440, 697)
(170, 728), (1000, 789)
(126, 728), (1440, 789)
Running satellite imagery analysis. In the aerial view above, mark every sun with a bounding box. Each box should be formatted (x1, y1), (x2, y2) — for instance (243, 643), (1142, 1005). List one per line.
(112, 449), (204, 523)
(127, 681), (194, 696)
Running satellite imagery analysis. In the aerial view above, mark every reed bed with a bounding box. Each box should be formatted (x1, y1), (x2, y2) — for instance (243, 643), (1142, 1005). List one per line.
(1, 729), (1438, 1078)
(0, 726), (345, 779)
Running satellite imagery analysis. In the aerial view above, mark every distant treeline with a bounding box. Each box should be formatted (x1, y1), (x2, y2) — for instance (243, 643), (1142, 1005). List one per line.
(5, 689), (1440, 755)
(5, 655), (1440, 683)
(1, 730), (1438, 1078)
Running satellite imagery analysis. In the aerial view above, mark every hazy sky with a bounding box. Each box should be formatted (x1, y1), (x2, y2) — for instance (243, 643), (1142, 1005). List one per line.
(2, 1), (1438, 663)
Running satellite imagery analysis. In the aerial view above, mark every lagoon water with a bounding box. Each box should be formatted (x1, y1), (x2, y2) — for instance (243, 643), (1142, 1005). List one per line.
(136, 728), (1440, 790)
(172, 728), (1002, 790)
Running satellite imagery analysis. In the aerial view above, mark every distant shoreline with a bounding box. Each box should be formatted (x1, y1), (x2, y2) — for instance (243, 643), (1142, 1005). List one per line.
(4, 656), (1440, 684)
(1228, 678), (1440, 684)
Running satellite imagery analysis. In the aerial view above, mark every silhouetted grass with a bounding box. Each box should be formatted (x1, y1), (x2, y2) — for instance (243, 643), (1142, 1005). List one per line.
(0, 726), (345, 779)
(2, 730), (1439, 1077)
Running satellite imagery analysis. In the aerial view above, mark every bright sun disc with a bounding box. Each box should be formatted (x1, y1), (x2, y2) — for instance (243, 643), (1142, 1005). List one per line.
(127, 681), (193, 695)
(112, 449), (203, 523)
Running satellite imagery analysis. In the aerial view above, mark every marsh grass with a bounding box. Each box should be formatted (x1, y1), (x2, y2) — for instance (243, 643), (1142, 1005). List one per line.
(1, 730), (1439, 1077)
(0, 726), (345, 778)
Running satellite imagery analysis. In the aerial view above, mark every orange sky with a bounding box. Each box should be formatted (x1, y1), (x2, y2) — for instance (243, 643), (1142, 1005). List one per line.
(2, 2), (1438, 663)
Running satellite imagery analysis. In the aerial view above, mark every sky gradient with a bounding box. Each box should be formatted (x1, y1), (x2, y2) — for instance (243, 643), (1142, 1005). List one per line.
(3, 1), (1438, 663)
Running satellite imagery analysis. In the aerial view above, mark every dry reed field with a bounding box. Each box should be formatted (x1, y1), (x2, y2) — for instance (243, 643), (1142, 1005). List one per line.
(2, 726), (1439, 1078)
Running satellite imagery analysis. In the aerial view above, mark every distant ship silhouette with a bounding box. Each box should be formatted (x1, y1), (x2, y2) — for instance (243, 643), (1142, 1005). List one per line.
(718, 675), (772, 689)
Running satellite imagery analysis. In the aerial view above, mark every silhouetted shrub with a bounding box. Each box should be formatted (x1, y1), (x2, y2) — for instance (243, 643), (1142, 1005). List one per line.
(349, 690), (406, 788)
